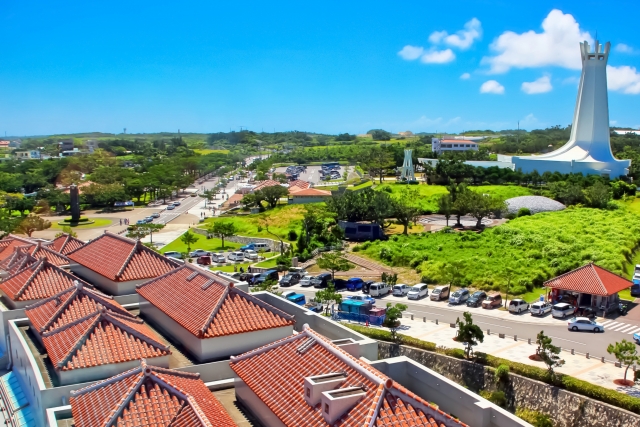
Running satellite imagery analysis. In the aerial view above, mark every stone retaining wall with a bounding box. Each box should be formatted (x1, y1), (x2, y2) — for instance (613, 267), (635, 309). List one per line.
(378, 342), (640, 427)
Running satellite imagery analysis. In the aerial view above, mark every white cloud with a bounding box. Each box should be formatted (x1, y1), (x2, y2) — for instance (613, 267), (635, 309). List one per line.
(482, 9), (592, 73)
(460, 72), (471, 80)
(429, 18), (482, 50)
(413, 116), (461, 128)
(521, 75), (553, 94)
(562, 76), (579, 85)
(607, 65), (640, 94)
(421, 49), (456, 64)
(615, 43), (636, 54)
(398, 45), (425, 60)
(520, 113), (538, 126)
(480, 80), (505, 94)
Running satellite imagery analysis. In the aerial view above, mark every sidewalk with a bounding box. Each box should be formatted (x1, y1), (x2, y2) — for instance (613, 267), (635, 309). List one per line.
(382, 315), (640, 396)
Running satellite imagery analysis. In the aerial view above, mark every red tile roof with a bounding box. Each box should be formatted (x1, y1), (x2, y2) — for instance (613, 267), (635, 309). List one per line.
(136, 264), (294, 338)
(0, 247), (36, 275)
(291, 188), (332, 197)
(0, 259), (93, 303)
(22, 242), (70, 267)
(25, 280), (133, 333)
(289, 180), (311, 190)
(0, 235), (36, 262)
(544, 263), (632, 296)
(252, 180), (281, 192)
(42, 307), (170, 371)
(70, 360), (235, 427)
(50, 233), (85, 255)
(230, 326), (467, 427)
(67, 232), (180, 282)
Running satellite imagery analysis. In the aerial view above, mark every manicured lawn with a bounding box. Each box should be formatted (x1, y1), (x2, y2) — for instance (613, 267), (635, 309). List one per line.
(194, 148), (230, 155)
(255, 257), (279, 268)
(348, 181), (373, 191)
(211, 263), (251, 272)
(161, 233), (241, 254)
(50, 218), (113, 229)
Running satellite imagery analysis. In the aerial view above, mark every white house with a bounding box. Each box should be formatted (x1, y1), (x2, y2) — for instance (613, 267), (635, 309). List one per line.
(431, 138), (479, 155)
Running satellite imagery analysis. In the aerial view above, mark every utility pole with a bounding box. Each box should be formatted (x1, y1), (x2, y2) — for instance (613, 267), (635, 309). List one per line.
(517, 121), (519, 144)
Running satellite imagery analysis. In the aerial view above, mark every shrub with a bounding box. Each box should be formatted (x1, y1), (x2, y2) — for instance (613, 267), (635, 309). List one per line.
(495, 364), (510, 382)
(287, 229), (298, 241)
(517, 208), (532, 217)
(515, 409), (554, 427)
(352, 245), (361, 252)
(64, 216), (89, 222)
(480, 390), (506, 407)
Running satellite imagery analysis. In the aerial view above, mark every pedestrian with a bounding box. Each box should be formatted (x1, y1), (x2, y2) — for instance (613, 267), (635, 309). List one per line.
(119, 219), (122, 226)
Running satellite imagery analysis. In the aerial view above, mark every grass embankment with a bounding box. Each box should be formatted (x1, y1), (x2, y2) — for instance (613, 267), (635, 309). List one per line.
(50, 218), (112, 229)
(356, 206), (640, 296)
(161, 233), (241, 254)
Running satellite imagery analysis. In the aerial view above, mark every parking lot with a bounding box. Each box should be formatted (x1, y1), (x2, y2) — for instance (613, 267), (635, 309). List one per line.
(274, 165), (342, 184)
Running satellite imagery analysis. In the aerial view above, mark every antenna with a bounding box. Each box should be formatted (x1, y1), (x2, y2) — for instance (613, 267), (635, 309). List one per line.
(517, 121), (519, 144)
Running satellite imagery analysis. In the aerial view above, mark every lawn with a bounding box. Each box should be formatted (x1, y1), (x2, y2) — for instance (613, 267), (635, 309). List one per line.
(161, 233), (241, 254)
(356, 206), (640, 296)
(255, 257), (279, 268)
(50, 218), (113, 229)
(194, 148), (230, 155)
(348, 181), (373, 191)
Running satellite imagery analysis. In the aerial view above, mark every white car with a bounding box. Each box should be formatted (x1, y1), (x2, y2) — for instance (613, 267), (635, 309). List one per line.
(228, 251), (245, 262)
(299, 275), (313, 287)
(392, 284), (410, 296)
(369, 282), (390, 297)
(163, 251), (183, 259)
(407, 284), (429, 300)
(568, 317), (604, 332)
(211, 254), (226, 263)
(348, 294), (375, 304)
(244, 250), (258, 260)
(508, 299), (530, 314)
(189, 249), (210, 257)
(551, 302), (576, 319)
(530, 301), (552, 316)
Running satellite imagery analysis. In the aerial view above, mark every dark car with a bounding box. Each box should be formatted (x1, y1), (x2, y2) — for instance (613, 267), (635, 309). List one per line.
(333, 279), (348, 290)
(279, 273), (301, 287)
(256, 269), (279, 285)
(239, 272), (260, 285)
(312, 273), (332, 289)
(467, 291), (487, 308)
(346, 278), (364, 291)
(362, 281), (376, 294)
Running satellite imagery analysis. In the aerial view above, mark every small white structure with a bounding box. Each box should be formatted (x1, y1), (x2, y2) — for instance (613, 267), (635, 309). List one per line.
(432, 138), (479, 155)
(512, 41), (630, 178)
(400, 149), (416, 181)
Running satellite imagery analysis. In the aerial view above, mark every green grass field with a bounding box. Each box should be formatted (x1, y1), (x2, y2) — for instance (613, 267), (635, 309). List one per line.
(194, 148), (230, 155)
(255, 257), (279, 268)
(161, 233), (241, 254)
(50, 218), (113, 229)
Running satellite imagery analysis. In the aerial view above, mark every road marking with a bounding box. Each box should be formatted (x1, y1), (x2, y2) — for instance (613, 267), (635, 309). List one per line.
(603, 321), (620, 328)
(548, 336), (586, 345)
(600, 320), (615, 326)
(617, 325), (638, 333)
(610, 323), (632, 331)
(628, 328), (640, 335)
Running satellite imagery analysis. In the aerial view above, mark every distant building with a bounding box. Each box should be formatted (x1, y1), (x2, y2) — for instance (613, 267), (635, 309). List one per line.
(288, 187), (332, 204)
(14, 150), (41, 160)
(0, 141), (9, 149)
(431, 138), (479, 155)
(84, 139), (98, 153)
(614, 129), (640, 135)
(8, 140), (21, 148)
(58, 138), (74, 152)
(398, 130), (414, 137)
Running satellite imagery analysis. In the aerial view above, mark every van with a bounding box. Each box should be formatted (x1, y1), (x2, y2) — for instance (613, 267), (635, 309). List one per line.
(228, 252), (245, 262)
(253, 242), (270, 251)
(256, 269), (279, 284)
(312, 273), (332, 289)
(407, 284), (428, 300)
(370, 282), (390, 297)
(508, 299), (529, 313)
(430, 285), (450, 301)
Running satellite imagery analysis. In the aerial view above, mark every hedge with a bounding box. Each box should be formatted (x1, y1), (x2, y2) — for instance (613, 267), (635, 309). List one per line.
(344, 323), (640, 415)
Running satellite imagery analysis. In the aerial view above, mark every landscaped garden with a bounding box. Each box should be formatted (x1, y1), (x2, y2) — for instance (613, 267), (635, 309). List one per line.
(160, 233), (241, 254)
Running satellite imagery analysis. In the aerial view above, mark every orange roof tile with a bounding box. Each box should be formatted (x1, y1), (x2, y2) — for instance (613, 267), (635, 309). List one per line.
(0, 247), (36, 274)
(289, 180), (311, 190)
(25, 281), (133, 333)
(0, 258), (93, 303)
(67, 232), (180, 282)
(291, 188), (332, 197)
(50, 233), (85, 255)
(230, 326), (467, 427)
(544, 263), (632, 296)
(136, 264), (294, 338)
(70, 360), (236, 427)
(23, 242), (71, 267)
(252, 180), (281, 192)
(42, 307), (170, 371)
(0, 235), (36, 262)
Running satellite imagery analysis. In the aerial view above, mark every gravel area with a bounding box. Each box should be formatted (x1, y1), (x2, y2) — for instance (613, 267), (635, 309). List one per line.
(506, 196), (566, 214)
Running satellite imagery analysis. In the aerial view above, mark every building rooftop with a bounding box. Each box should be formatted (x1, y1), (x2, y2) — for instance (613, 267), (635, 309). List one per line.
(21, 242), (71, 267)
(251, 180), (281, 192)
(136, 264), (294, 338)
(0, 259), (92, 304)
(291, 188), (332, 197)
(25, 280), (133, 333)
(544, 263), (632, 296)
(0, 235), (37, 262)
(289, 179), (311, 190)
(67, 231), (180, 282)
(49, 233), (85, 255)
(0, 248), (36, 275)
(69, 360), (236, 427)
(42, 306), (170, 372)
(440, 139), (478, 144)
(230, 325), (467, 427)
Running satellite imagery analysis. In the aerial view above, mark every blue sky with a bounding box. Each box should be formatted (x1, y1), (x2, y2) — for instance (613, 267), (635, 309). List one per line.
(1, 0), (639, 136)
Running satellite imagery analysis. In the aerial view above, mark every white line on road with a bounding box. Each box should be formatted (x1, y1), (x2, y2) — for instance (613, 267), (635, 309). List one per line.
(600, 320), (614, 326)
(548, 336), (586, 345)
(617, 325), (638, 333)
(469, 320), (512, 329)
(603, 321), (620, 328)
(610, 323), (632, 331)
(628, 328), (640, 335)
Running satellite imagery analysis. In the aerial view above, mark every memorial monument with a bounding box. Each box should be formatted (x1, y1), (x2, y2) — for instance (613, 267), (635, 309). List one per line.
(69, 184), (81, 222)
(400, 149), (416, 182)
(512, 40), (630, 178)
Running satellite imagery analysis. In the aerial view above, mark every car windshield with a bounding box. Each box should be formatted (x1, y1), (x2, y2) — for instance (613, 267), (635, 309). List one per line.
(433, 289), (440, 294)
(472, 292), (482, 297)
(394, 286), (403, 290)
(487, 296), (495, 301)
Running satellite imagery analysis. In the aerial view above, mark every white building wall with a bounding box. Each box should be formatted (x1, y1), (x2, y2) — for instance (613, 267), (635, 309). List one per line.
(57, 355), (169, 386)
(235, 377), (286, 427)
(69, 263), (146, 296)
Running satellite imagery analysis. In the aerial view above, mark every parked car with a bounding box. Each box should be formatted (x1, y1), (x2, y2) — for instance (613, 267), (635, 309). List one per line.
(166, 204), (175, 210)
(430, 285), (450, 301)
(197, 256), (211, 266)
(288, 267), (308, 276)
(256, 269), (279, 284)
(482, 293), (502, 309)
(163, 251), (183, 259)
(244, 250), (259, 260)
(240, 243), (256, 252)
(346, 278), (364, 291)
(239, 272), (261, 285)
(634, 331), (640, 345)
(279, 273), (301, 287)
(227, 251), (245, 262)
(348, 294), (376, 304)
(333, 279), (348, 290)
(211, 253), (226, 263)
(449, 289), (470, 305)
(305, 300), (324, 313)
(508, 299), (529, 314)
(530, 301), (552, 316)
(392, 284), (410, 296)
(568, 317), (604, 332)
(467, 291), (487, 307)
(370, 282), (390, 297)
(173, 201), (181, 205)
(362, 281), (376, 294)
(312, 273), (332, 289)
(552, 302), (576, 319)
(299, 275), (314, 287)
(285, 292), (306, 306)
(189, 249), (210, 257)
(151, 212), (160, 218)
(407, 283), (429, 300)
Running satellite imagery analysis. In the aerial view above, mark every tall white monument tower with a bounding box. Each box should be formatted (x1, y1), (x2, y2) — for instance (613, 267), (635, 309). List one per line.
(400, 149), (416, 181)
(512, 40), (630, 178)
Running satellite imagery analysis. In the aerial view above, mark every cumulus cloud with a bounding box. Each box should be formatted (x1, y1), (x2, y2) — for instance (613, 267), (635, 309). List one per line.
(421, 49), (456, 64)
(460, 72), (471, 80)
(521, 75), (553, 94)
(480, 80), (505, 94)
(482, 9), (592, 73)
(428, 18), (482, 50)
(607, 65), (640, 94)
(615, 43), (636, 54)
(398, 45), (425, 60)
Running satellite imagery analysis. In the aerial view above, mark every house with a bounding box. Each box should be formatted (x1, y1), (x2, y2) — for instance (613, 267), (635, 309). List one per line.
(58, 139), (74, 152)
(68, 360), (236, 426)
(431, 138), (479, 155)
(8, 139), (21, 148)
(67, 231), (181, 296)
(20, 241), (71, 267)
(0, 235), (37, 262)
(230, 324), (468, 427)
(252, 179), (282, 192)
(49, 233), (85, 255)
(0, 258), (93, 309)
(14, 150), (41, 160)
(288, 179), (311, 192)
(545, 263), (632, 314)
(136, 264), (295, 362)
(0, 140), (9, 148)
(288, 188), (332, 204)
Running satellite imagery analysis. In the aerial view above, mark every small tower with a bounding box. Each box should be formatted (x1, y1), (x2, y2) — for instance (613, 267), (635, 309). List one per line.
(400, 149), (416, 182)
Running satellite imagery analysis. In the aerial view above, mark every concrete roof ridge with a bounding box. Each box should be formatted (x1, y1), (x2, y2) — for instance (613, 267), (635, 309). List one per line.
(13, 258), (48, 299)
(115, 240), (139, 279)
(230, 330), (308, 363)
(41, 310), (99, 338)
(385, 383), (469, 427)
(365, 383), (386, 427)
(102, 367), (149, 427)
(199, 285), (229, 337)
(104, 311), (170, 352)
(53, 314), (102, 370)
(33, 243), (71, 262)
(231, 288), (295, 322)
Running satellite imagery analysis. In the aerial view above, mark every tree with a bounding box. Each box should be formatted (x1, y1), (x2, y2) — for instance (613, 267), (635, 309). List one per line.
(368, 129), (392, 141)
(180, 230), (198, 253)
(258, 185), (289, 208)
(315, 282), (342, 314)
(55, 226), (77, 238)
(393, 188), (420, 235)
(249, 278), (281, 295)
(503, 267), (516, 308)
(456, 311), (484, 358)
(448, 183), (469, 227)
(316, 251), (353, 283)
(207, 222), (237, 249)
(458, 191), (506, 228)
(0, 210), (22, 238)
(127, 223), (165, 243)
(437, 194), (453, 226)
(16, 214), (51, 237)
(441, 260), (464, 291)
(384, 303), (408, 341)
(259, 216), (285, 255)
(536, 331), (565, 377)
(584, 181), (611, 208)
(607, 340), (639, 383)
(360, 146), (394, 183)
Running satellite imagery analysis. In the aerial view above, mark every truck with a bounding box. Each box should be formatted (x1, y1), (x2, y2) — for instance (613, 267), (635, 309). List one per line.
(304, 300), (324, 313)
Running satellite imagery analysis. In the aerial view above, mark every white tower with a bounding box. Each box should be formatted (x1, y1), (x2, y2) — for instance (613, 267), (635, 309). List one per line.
(512, 40), (630, 178)
(400, 149), (416, 181)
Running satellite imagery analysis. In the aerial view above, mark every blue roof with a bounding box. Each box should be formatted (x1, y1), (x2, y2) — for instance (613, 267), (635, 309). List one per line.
(0, 372), (37, 427)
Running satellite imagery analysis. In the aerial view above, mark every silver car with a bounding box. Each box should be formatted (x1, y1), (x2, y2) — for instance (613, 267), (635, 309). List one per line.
(530, 301), (552, 316)
(568, 317), (604, 332)
(392, 284), (410, 296)
(552, 302), (576, 318)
